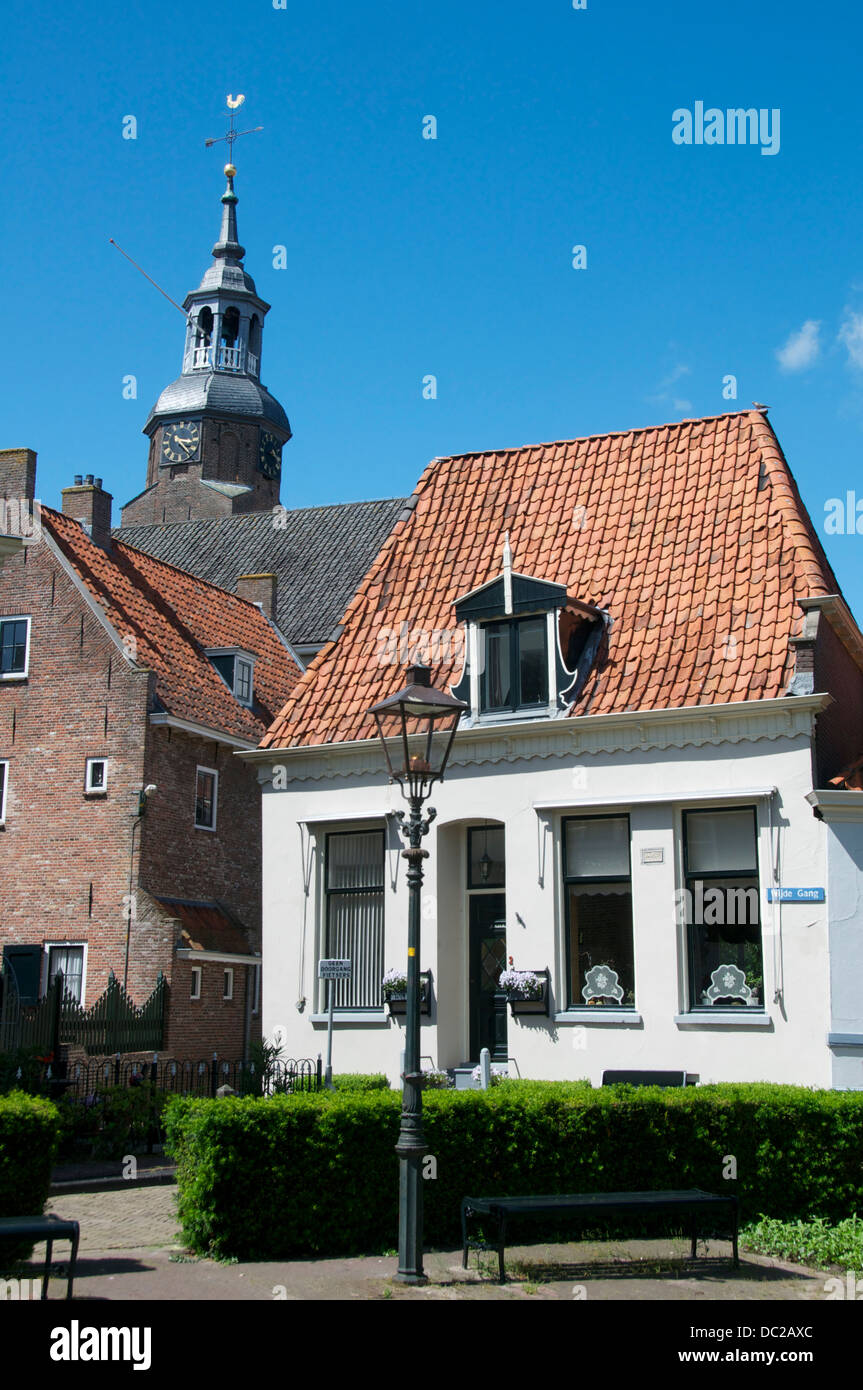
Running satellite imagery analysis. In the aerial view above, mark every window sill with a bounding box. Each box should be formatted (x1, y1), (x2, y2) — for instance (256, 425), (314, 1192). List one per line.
(556, 1010), (643, 1026)
(675, 1012), (772, 1028)
(310, 1011), (390, 1026)
(0, 674), (27, 682)
(84, 791), (107, 798)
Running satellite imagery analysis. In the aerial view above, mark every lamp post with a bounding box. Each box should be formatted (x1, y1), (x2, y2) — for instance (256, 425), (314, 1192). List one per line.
(370, 663), (467, 1284)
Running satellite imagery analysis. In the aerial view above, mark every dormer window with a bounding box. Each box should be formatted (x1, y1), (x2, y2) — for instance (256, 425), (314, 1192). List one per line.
(206, 648), (255, 708)
(451, 536), (607, 723)
(481, 617), (549, 713)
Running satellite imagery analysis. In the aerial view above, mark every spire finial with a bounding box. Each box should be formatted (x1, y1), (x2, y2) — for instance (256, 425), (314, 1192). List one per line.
(204, 95), (263, 263)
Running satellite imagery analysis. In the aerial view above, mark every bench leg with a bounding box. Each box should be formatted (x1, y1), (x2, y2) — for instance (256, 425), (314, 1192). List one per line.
(690, 1215), (698, 1260)
(67, 1227), (80, 1300)
(42, 1239), (53, 1300)
(461, 1205), (469, 1271)
(731, 1201), (739, 1267)
(498, 1212), (507, 1284)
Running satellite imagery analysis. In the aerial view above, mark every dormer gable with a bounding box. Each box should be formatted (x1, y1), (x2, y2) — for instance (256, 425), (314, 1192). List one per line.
(450, 535), (607, 722)
(205, 647), (256, 708)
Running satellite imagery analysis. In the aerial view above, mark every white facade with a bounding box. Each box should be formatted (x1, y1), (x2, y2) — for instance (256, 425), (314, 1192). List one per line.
(253, 692), (863, 1090)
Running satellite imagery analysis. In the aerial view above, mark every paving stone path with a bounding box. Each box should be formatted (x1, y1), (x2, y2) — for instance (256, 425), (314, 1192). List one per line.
(38, 1183), (834, 1301)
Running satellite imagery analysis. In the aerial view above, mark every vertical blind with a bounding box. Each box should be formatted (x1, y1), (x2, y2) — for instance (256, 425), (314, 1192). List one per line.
(325, 831), (385, 1009)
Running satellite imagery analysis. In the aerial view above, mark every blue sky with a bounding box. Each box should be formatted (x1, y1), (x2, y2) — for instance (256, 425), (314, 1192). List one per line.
(4, 0), (863, 616)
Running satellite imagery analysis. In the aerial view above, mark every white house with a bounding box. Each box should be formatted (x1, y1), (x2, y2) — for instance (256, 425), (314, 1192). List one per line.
(248, 409), (863, 1089)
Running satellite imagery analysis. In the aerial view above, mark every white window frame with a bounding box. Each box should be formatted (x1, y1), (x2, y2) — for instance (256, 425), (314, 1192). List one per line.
(223, 967), (234, 1001)
(42, 941), (88, 1005)
(194, 765), (219, 831)
(467, 613), (558, 725)
(0, 760), (8, 824)
(190, 965), (202, 1000)
(205, 647), (256, 708)
(84, 757), (108, 796)
(318, 822), (387, 1015)
(0, 615), (31, 681)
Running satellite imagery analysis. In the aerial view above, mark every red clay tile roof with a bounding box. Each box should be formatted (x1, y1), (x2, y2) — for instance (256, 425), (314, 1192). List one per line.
(42, 507), (301, 742)
(261, 410), (844, 751)
(157, 898), (255, 956)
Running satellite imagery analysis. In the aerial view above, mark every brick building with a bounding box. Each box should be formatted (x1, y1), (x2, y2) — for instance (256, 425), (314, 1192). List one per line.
(0, 446), (301, 1056)
(0, 159), (407, 1061)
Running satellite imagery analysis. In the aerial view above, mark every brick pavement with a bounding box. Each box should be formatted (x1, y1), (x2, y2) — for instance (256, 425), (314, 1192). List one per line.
(30, 1183), (836, 1301)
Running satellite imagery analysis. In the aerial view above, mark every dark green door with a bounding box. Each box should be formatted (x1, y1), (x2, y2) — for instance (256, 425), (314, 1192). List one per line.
(469, 894), (508, 1063)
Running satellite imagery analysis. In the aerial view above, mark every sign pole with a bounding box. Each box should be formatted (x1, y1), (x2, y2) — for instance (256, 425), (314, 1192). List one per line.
(325, 978), (335, 1090)
(317, 959), (351, 1092)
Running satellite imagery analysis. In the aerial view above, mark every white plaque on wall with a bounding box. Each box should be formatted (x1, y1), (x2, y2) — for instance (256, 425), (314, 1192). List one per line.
(641, 847), (664, 864)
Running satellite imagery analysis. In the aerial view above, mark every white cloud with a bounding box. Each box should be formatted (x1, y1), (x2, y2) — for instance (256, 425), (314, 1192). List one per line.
(838, 310), (863, 369)
(775, 320), (821, 372)
(673, 397), (693, 413)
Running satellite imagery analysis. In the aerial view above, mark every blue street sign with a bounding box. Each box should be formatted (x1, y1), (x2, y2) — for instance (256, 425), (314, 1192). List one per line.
(766, 888), (825, 903)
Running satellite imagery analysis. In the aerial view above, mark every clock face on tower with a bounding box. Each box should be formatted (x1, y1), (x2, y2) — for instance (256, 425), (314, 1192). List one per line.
(259, 430), (282, 480)
(161, 420), (202, 465)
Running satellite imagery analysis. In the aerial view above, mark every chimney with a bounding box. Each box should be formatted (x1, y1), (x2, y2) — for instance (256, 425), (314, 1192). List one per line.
(61, 475), (113, 549)
(237, 572), (278, 620)
(0, 448), (37, 503)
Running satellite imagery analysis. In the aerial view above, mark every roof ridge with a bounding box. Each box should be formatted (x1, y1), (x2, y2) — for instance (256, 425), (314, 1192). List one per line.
(114, 494), (408, 533)
(425, 408), (760, 466)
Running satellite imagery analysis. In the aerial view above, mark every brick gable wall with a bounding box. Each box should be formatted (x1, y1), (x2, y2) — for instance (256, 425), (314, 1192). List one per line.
(0, 537), (156, 998)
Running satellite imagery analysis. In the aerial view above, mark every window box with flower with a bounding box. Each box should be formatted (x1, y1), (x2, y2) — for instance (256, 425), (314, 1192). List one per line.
(382, 967), (432, 1016)
(499, 964), (550, 1016)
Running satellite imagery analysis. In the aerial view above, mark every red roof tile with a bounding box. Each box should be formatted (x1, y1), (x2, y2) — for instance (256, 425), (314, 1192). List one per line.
(261, 410), (845, 752)
(42, 508), (301, 743)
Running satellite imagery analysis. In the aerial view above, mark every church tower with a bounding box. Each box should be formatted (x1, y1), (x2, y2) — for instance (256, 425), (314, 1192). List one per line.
(121, 158), (291, 526)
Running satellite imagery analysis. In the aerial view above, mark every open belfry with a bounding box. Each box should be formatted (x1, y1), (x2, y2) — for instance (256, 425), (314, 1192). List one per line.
(121, 101), (291, 526)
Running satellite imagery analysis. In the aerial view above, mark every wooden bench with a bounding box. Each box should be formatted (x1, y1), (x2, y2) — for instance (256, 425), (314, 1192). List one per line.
(0, 1215), (80, 1299)
(461, 1189), (738, 1283)
(601, 1070), (696, 1087)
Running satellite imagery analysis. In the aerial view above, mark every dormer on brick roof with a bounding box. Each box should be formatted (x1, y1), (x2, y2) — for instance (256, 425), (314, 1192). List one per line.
(206, 647), (256, 709)
(451, 534), (608, 723)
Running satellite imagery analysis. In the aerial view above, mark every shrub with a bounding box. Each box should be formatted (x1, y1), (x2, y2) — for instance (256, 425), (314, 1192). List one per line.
(0, 1092), (60, 1266)
(55, 1085), (169, 1161)
(163, 1082), (863, 1262)
(331, 1074), (390, 1093)
(742, 1215), (863, 1273)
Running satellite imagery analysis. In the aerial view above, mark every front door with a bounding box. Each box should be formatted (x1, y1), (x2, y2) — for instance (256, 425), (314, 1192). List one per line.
(469, 893), (508, 1063)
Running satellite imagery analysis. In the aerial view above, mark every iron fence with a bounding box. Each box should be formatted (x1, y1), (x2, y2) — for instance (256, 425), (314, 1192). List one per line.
(0, 964), (166, 1057)
(5, 1052), (322, 1100)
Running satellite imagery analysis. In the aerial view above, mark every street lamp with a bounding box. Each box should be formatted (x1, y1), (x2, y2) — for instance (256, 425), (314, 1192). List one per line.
(370, 663), (467, 1284)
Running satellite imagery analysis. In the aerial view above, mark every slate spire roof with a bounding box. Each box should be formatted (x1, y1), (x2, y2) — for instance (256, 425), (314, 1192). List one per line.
(41, 507), (301, 744)
(260, 409), (847, 751)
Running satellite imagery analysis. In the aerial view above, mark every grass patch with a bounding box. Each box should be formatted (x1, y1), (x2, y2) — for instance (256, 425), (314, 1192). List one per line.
(741, 1215), (863, 1272)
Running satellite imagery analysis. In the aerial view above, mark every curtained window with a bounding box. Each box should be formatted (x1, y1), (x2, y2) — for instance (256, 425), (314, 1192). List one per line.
(324, 830), (386, 1010)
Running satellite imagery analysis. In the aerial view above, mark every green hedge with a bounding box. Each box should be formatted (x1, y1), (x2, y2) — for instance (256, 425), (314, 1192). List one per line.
(56, 1085), (169, 1161)
(164, 1081), (863, 1261)
(331, 1074), (390, 1092)
(0, 1092), (60, 1265)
